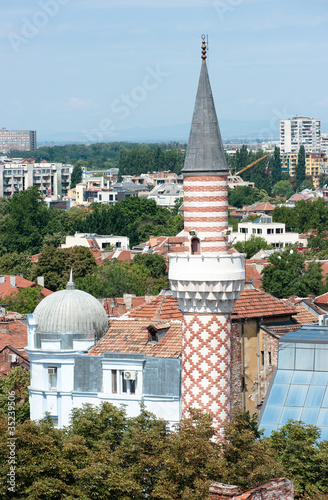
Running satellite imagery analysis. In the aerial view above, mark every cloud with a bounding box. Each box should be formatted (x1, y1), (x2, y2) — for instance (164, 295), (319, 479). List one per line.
(67, 97), (94, 109)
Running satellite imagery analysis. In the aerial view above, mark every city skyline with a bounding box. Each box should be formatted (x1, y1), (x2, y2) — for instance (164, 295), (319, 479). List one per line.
(1, 0), (328, 143)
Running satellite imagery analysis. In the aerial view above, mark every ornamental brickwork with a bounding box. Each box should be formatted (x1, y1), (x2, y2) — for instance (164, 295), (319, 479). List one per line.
(183, 175), (229, 254)
(181, 312), (231, 429)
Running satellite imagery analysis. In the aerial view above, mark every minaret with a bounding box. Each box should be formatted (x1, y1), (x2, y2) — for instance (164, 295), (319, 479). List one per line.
(169, 37), (245, 433)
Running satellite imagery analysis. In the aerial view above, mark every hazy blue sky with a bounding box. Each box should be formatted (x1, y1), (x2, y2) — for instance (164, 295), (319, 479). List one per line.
(1, 0), (328, 141)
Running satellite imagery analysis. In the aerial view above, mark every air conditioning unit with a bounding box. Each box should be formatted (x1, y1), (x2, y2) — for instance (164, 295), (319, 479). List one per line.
(8, 354), (17, 363)
(123, 371), (136, 381)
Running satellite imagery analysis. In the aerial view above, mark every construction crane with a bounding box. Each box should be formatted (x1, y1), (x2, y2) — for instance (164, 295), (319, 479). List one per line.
(229, 154), (269, 178)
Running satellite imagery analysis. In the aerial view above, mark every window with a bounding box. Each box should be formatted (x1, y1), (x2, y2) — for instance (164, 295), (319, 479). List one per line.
(240, 228), (248, 234)
(267, 228), (274, 234)
(116, 241), (121, 248)
(276, 228), (283, 234)
(191, 237), (200, 255)
(257, 229), (262, 234)
(48, 367), (57, 390)
(122, 372), (127, 393)
(130, 379), (136, 394)
(112, 370), (117, 394)
(252, 229), (256, 234)
(261, 351), (264, 366)
(269, 352), (272, 366)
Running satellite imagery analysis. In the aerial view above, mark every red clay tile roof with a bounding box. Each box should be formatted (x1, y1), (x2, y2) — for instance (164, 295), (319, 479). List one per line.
(232, 289), (296, 320)
(0, 318), (27, 355)
(315, 292), (328, 305)
(245, 262), (263, 289)
(125, 294), (182, 321)
(293, 303), (319, 325)
(243, 202), (275, 213)
(0, 275), (53, 299)
(263, 323), (302, 337)
(90, 319), (182, 358)
(103, 296), (147, 316)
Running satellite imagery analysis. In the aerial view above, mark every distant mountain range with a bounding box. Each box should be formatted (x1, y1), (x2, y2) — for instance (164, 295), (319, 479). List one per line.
(36, 120), (328, 146)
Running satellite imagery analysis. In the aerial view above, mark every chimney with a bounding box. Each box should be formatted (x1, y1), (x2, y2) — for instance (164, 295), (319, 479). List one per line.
(149, 236), (158, 248)
(123, 294), (136, 309)
(37, 276), (44, 287)
(0, 276), (5, 285)
(10, 276), (16, 288)
(209, 483), (239, 499)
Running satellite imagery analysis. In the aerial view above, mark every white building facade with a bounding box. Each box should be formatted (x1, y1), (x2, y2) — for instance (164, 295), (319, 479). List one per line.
(229, 215), (305, 249)
(280, 117), (321, 153)
(26, 278), (180, 428)
(0, 159), (72, 198)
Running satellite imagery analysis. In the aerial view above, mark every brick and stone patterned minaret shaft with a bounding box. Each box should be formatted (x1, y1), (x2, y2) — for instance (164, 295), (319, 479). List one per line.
(169, 37), (245, 433)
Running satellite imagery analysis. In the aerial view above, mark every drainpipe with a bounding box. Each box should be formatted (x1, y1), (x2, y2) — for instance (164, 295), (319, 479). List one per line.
(257, 319), (262, 407)
(241, 320), (246, 410)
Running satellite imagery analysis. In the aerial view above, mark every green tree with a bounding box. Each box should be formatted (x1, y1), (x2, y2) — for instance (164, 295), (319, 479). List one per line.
(70, 160), (85, 189)
(272, 179), (294, 199)
(5, 285), (46, 314)
(269, 420), (328, 498)
(0, 252), (33, 280)
(234, 235), (272, 259)
(269, 146), (282, 186)
(262, 245), (327, 298)
(296, 145), (306, 191)
(33, 246), (97, 291)
(0, 366), (30, 423)
(220, 411), (284, 491)
(228, 186), (265, 209)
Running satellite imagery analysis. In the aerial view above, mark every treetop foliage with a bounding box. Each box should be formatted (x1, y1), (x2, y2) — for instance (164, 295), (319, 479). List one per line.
(0, 393), (327, 499)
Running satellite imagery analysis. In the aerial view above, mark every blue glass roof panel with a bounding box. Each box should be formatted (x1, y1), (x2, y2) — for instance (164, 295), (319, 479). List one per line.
(267, 384), (289, 405)
(286, 385), (309, 406)
(280, 406), (302, 425)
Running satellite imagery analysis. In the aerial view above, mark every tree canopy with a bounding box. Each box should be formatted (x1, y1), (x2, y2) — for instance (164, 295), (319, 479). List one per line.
(261, 245), (327, 298)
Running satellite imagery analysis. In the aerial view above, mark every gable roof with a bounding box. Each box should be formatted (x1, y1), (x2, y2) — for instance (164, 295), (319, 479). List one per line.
(0, 275), (52, 300)
(90, 319), (181, 358)
(124, 293), (182, 321)
(232, 289), (296, 320)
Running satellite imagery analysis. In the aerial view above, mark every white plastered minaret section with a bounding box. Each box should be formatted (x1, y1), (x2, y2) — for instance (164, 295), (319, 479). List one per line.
(169, 38), (245, 433)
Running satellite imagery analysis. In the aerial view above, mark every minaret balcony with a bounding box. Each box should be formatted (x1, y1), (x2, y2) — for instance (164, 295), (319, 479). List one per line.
(169, 253), (245, 313)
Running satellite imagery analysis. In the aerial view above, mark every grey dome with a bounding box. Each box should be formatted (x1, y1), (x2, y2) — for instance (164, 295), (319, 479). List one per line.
(33, 287), (108, 336)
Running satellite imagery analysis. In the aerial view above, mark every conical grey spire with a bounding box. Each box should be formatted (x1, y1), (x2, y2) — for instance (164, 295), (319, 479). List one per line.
(181, 60), (229, 175)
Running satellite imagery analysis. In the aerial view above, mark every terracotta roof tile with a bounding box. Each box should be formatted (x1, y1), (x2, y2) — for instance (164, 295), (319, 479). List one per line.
(90, 319), (182, 358)
(125, 294), (182, 321)
(315, 291), (328, 305)
(0, 318), (27, 354)
(0, 275), (53, 300)
(245, 263), (263, 289)
(232, 289), (296, 320)
(293, 303), (319, 325)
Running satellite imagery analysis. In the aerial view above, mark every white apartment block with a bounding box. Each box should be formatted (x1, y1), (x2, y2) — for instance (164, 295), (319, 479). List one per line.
(280, 117), (321, 153)
(229, 215), (306, 249)
(0, 159), (73, 199)
(0, 129), (36, 153)
(61, 232), (129, 251)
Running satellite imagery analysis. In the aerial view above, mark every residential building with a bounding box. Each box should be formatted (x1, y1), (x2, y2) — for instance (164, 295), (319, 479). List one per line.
(229, 214), (305, 249)
(148, 183), (183, 208)
(281, 151), (328, 187)
(0, 158), (73, 198)
(322, 133), (328, 155)
(280, 117), (321, 153)
(0, 129), (36, 153)
(61, 232), (130, 251)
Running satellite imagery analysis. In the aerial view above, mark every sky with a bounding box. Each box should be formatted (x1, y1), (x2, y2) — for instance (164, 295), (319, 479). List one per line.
(1, 0), (328, 143)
